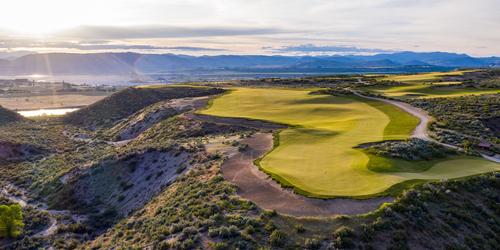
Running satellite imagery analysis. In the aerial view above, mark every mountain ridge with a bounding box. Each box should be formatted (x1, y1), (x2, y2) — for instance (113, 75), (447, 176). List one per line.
(0, 51), (498, 75)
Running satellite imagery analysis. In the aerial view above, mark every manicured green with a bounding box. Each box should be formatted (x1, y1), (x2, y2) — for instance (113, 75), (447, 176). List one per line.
(363, 84), (500, 99)
(382, 70), (475, 82)
(200, 88), (499, 197)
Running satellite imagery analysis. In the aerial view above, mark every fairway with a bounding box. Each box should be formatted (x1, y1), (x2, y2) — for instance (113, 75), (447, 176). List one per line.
(369, 70), (500, 99)
(362, 84), (500, 99)
(382, 70), (476, 82)
(200, 88), (499, 197)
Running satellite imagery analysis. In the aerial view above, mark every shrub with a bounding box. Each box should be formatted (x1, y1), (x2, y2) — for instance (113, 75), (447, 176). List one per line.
(263, 210), (277, 217)
(264, 222), (276, 232)
(360, 223), (374, 242)
(269, 230), (287, 247)
(332, 226), (355, 248)
(210, 242), (228, 250)
(295, 224), (305, 233)
(389, 230), (409, 250)
(61, 223), (89, 234)
(333, 235), (354, 249)
(334, 226), (355, 238)
(245, 225), (255, 235)
(364, 138), (453, 161)
(208, 228), (219, 238)
(305, 238), (321, 249)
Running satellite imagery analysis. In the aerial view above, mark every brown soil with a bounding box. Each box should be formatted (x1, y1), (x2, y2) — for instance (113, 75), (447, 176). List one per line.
(221, 132), (392, 217)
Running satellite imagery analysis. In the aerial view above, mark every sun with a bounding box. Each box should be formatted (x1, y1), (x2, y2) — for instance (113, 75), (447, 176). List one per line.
(0, 0), (95, 36)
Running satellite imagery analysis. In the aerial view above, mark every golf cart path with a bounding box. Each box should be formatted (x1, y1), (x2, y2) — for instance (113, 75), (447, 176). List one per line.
(221, 132), (392, 217)
(351, 90), (431, 140)
(351, 90), (500, 163)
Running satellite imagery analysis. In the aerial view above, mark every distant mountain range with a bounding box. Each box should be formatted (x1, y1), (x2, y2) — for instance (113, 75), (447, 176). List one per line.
(0, 51), (499, 76)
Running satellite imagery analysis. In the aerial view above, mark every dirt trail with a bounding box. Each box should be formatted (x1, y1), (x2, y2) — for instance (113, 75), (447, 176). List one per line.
(0, 182), (86, 239)
(221, 133), (392, 217)
(1, 184), (58, 238)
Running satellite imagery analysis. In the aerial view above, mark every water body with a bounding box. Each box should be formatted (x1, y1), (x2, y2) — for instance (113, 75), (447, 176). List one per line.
(0, 66), (452, 86)
(18, 108), (79, 117)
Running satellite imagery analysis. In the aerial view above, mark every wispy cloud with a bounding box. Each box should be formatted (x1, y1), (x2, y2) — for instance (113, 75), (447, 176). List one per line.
(267, 44), (395, 55)
(56, 25), (291, 40)
(0, 39), (226, 52)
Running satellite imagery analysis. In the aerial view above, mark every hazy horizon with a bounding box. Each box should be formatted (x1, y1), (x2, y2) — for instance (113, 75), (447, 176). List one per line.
(0, 0), (499, 57)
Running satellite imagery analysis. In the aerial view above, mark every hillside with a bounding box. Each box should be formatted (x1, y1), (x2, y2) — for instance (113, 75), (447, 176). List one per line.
(0, 106), (23, 125)
(78, 172), (499, 249)
(63, 86), (223, 129)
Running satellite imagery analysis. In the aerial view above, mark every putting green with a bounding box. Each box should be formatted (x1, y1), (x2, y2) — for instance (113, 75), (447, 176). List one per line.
(200, 88), (499, 197)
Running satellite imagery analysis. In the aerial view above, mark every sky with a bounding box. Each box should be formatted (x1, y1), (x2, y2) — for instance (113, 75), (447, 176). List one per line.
(0, 0), (499, 57)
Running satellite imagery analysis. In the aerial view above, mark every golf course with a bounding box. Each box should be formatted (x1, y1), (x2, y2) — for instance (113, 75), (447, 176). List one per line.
(364, 70), (500, 99)
(362, 84), (500, 99)
(200, 88), (499, 197)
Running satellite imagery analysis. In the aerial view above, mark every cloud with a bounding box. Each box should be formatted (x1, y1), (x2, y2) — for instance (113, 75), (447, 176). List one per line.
(0, 39), (226, 52)
(0, 0), (499, 56)
(56, 25), (290, 40)
(268, 44), (394, 55)
(49, 42), (227, 51)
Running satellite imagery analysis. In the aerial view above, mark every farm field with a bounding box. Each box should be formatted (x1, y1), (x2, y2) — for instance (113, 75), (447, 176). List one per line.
(0, 92), (110, 110)
(200, 88), (499, 197)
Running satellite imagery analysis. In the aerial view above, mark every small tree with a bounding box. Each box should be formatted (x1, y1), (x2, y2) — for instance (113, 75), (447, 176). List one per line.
(0, 204), (24, 238)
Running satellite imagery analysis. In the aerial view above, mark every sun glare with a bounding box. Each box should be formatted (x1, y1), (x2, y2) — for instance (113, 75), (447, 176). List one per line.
(0, 0), (124, 35)
(1, 2), (76, 35)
